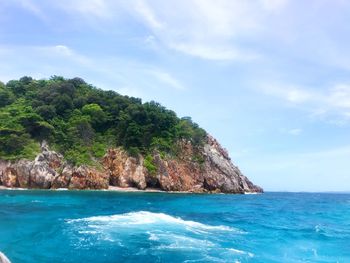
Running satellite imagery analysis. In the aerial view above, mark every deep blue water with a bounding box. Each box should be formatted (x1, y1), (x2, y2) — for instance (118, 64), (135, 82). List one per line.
(0, 191), (349, 263)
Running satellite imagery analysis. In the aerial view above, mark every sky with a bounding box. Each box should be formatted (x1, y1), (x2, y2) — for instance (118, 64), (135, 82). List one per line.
(0, 0), (350, 192)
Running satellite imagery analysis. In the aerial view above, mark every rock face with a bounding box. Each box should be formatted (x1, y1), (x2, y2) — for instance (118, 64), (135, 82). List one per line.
(0, 136), (263, 193)
(102, 135), (262, 193)
(103, 149), (147, 190)
(0, 142), (109, 190)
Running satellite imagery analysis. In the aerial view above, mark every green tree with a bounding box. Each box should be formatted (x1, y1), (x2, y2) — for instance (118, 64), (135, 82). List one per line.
(0, 76), (207, 165)
(82, 103), (107, 129)
(0, 86), (14, 107)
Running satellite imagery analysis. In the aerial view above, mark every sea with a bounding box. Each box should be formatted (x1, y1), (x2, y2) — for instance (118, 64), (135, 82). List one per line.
(0, 190), (349, 263)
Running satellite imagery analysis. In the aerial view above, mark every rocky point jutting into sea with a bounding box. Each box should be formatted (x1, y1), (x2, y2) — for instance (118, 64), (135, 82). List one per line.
(0, 135), (262, 193)
(0, 77), (262, 194)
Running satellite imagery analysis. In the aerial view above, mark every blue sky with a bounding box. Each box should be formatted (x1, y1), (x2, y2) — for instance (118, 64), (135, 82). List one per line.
(1, 0), (349, 191)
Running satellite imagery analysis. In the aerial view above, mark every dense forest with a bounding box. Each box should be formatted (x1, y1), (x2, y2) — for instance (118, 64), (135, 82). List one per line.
(0, 76), (206, 165)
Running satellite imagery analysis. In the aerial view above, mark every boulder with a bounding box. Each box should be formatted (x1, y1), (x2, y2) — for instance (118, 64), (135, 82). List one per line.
(103, 148), (147, 190)
(51, 166), (73, 189)
(2, 167), (18, 188)
(69, 166), (109, 190)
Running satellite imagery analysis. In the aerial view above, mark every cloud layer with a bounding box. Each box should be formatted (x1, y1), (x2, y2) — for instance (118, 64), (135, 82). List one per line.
(1, 0), (350, 191)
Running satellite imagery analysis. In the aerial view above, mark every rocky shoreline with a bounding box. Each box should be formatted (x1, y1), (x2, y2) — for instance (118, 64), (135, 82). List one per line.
(0, 136), (263, 194)
(0, 185), (262, 195)
(0, 185), (163, 193)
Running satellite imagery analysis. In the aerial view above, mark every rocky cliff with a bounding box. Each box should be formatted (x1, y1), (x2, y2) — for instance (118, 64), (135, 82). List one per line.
(0, 136), (262, 193)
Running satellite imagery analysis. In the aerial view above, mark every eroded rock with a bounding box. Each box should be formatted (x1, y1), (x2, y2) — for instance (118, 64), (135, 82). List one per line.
(103, 148), (147, 190)
(0, 135), (263, 193)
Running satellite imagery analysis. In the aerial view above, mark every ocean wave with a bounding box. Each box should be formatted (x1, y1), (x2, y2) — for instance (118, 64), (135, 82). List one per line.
(227, 248), (254, 258)
(66, 211), (248, 261)
(145, 231), (253, 261)
(67, 211), (237, 233)
(31, 200), (43, 203)
(154, 234), (216, 251)
(148, 232), (215, 250)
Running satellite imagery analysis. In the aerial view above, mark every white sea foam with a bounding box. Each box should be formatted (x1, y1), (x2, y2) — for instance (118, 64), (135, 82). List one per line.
(31, 200), (43, 203)
(67, 211), (244, 258)
(315, 224), (321, 233)
(150, 232), (215, 250)
(67, 211), (237, 233)
(54, 188), (68, 191)
(228, 248), (254, 258)
(78, 230), (98, 234)
(148, 232), (159, 241)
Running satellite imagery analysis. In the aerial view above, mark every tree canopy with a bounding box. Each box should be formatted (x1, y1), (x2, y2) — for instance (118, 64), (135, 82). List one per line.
(0, 76), (206, 165)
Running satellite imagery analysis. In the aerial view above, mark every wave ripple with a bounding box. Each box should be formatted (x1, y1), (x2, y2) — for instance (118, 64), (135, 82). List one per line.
(66, 211), (250, 261)
(67, 211), (236, 232)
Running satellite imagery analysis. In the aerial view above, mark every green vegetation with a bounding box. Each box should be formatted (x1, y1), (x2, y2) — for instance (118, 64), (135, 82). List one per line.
(0, 76), (206, 165)
(144, 154), (157, 175)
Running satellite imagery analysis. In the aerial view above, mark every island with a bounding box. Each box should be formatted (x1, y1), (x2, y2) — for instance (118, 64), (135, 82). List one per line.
(0, 76), (262, 193)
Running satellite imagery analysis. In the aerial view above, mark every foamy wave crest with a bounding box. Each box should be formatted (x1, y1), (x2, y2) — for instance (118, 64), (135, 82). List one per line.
(67, 211), (249, 261)
(228, 248), (254, 258)
(67, 211), (238, 233)
(148, 232), (215, 250)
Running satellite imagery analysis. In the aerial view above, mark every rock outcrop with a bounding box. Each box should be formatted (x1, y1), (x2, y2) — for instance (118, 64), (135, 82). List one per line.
(0, 142), (109, 190)
(0, 136), (263, 193)
(103, 149), (147, 190)
(101, 135), (262, 193)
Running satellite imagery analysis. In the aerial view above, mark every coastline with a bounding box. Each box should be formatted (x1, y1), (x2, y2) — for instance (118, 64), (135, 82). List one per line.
(0, 185), (261, 194)
(0, 185), (163, 193)
(0, 185), (195, 194)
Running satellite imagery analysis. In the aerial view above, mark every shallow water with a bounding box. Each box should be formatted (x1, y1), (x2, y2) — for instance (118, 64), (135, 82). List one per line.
(0, 190), (349, 262)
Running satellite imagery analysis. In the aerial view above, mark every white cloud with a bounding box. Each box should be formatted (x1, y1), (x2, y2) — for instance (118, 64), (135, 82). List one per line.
(5, 0), (350, 70)
(129, 0), (281, 61)
(0, 44), (186, 102)
(262, 84), (314, 103)
(14, 0), (47, 20)
(259, 0), (288, 11)
(19, 0), (287, 61)
(262, 82), (350, 122)
(54, 0), (113, 19)
(134, 0), (163, 29)
(286, 89), (313, 103)
(52, 45), (73, 56)
(169, 43), (258, 61)
(287, 128), (302, 136)
(328, 84), (350, 108)
(148, 70), (185, 90)
(34, 45), (92, 67)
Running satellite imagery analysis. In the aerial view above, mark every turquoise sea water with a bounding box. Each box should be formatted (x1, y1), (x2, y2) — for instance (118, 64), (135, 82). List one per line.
(0, 191), (349, 263)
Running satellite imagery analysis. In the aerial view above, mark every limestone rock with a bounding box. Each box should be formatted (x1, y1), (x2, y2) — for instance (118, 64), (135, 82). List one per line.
(0, 135), (262, 193)
(202, 135), (263, 193)
(103, 148), (147, 190)
(0, 143), (109, 190)
(2, 167), (18, 188)
(14, 160), (32, 188)
(69, 166), (109, 190)
(51, 166), (73, 189)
